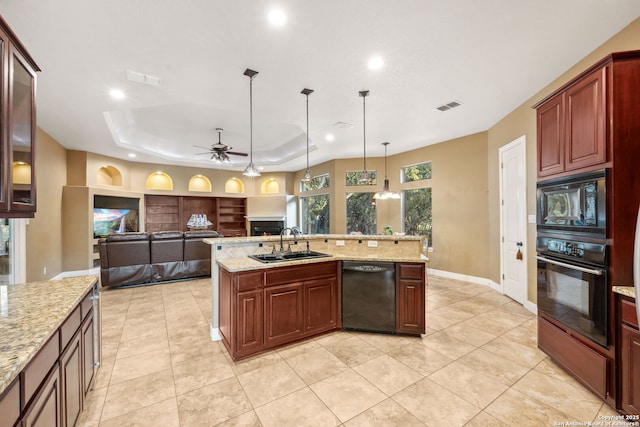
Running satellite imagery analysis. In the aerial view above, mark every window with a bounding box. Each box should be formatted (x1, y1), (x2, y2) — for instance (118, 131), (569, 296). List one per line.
(346, 192), (376, 234)
(301, 173), (330, 192)
(346, 170), (377, 186)
(403, 187), (432, 246)
(401, 162), (432, 183)
(301, 194), (329, 234)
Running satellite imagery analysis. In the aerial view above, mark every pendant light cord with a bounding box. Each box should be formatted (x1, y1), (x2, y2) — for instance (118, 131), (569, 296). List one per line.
(249, 75), (254, 164)
(306, 93), (309, 170)
(362, 93), (367, 172)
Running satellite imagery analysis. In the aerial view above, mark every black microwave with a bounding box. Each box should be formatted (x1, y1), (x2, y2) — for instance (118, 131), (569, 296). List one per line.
(536, 169), (607, 237)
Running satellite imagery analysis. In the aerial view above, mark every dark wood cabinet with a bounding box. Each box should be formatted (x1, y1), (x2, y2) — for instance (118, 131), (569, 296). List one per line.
(396, 263), (426, 334)
(144, 195), (246, 235)
(216, 197), (247, 237)
(0, 16), (40, 218)
(236, 290), (264, 357)
(619, 295), (640, 414)
(22, 364), (62, 427)
(81, 314), (95, 397)
(304, 277), (338, 334)
(0, 378), (20, 427)
(564, 67), (606, 172)
(219, 261), (340, 360)
(264, 283), (304, 348)
(535, 66), (607, 178)
(60, 331), (82, 427)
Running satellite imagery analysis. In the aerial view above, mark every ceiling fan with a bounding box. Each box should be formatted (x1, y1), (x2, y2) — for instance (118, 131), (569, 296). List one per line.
(194, 128), (248, 163)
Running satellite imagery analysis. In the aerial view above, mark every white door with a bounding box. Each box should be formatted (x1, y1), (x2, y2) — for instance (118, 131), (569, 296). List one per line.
(499, 136), (527, 305)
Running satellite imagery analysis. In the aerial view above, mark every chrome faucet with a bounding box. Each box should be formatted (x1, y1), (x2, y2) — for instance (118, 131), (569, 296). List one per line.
(280, 227), (302, 253)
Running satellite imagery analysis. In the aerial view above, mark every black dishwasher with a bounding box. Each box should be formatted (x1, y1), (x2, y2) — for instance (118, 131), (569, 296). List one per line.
(342, 261), (396, 333)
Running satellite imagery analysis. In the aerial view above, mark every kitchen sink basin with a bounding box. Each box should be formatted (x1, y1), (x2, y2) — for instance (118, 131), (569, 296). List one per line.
(249, 250), (331, 263)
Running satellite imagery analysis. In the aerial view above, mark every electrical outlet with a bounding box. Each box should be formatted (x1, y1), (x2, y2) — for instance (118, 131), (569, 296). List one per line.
(43, 266), (47, 275)
(427, 247), (434, 253)
(528, 214), (536, 224)
(367, 240), (378, 247)
(336, 240), (345, 246)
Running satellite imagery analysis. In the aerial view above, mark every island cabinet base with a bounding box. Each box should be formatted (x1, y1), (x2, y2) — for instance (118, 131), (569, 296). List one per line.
(219, 261), (341, 361)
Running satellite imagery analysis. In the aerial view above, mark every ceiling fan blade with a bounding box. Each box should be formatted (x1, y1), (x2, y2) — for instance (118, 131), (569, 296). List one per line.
(195, 152), (212, 155)
(227, 151), (248, 157)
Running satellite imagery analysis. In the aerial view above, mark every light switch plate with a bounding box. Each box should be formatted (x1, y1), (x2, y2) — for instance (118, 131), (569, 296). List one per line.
(528, 214), (536, 224)
(336, 240), (345, 246)
(367, 240), (378, 247)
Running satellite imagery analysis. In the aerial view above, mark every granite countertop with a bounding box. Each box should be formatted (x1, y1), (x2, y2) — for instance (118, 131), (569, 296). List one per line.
(217, 254), (428, 272)
(613, 286), (635, 299)
(0, 276), (98, 395)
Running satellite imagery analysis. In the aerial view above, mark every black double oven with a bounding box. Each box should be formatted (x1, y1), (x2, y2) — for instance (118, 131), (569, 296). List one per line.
(536, 169), (608, 347)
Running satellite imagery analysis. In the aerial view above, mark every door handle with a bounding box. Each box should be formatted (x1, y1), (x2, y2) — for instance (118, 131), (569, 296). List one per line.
(516, 242), (523, 247)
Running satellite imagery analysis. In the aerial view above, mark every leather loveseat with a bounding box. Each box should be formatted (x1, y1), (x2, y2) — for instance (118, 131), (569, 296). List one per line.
(98, 230), (221, 288)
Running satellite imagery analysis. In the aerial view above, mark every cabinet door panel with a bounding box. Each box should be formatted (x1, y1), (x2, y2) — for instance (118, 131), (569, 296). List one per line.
(304, 278), (337, 334)
(621, 323), (640, 414)
(61, 332), (82, 427)
(537, 94), (565, 177)
(565, 68), (606, 171)
(265, 283), (303, 348)
(23, 364), (62, 427)
(236, 290), (263, 357)
(396, 279), (425, 334)
(82, 314), (95, 395)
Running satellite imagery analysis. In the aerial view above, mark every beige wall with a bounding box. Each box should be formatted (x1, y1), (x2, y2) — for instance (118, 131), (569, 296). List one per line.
(26, 129), (66, 281)
(488, 17), (640, 302)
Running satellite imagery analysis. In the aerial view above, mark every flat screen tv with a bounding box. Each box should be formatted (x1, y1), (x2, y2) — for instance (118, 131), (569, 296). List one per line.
(93, 208), (139, 238)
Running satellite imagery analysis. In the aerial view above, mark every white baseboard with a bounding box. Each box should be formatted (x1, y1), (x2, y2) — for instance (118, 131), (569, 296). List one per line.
(428, 268), (538, 315)
(210, 325), (222, 341)
(52, 267), (100, 280)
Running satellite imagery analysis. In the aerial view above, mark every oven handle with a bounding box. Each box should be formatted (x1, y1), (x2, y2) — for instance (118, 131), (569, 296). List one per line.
(535, 255), (604, 276)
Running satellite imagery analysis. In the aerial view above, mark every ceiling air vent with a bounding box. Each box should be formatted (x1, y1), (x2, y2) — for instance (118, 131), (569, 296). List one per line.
(436, 100), (462, 112)
(332, 121), (355, 129)
(126, 69), (161, 87)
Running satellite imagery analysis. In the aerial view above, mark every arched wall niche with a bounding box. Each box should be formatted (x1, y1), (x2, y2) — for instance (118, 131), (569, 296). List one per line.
(260, 178), (280, 194)
(97, 165), (123, 186)
(224, 177), (245, 194)
(146, 171), (174, 190)
(188, 175), (212, 192)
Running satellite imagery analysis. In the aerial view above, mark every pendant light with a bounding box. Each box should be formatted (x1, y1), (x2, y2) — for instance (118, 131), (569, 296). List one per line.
(301, 88), (314, 182)
(242, 68), (261, 177)
(359, 90), (372, 184)
(374, 142), (400, 199)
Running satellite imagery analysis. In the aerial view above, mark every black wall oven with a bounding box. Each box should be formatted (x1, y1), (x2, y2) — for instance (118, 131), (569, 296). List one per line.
(536, 236), (608, 347)
(536, 169), (606, 238)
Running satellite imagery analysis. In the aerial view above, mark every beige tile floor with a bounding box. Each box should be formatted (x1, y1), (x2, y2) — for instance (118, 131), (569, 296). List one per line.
(78, 275), (619, 427)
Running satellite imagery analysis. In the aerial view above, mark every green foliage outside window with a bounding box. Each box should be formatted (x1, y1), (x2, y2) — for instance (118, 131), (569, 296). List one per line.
(402, 162), (432, 183)
(301, 194), (329, 234)
(346, 192), (376, 234)
(404, 187), (432, 246)
(301, 174), (330, 192)
(345, 170), (377, 186)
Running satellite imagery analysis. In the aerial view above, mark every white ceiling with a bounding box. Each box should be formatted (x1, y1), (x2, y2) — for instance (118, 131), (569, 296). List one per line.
(2, 1), (640, 173)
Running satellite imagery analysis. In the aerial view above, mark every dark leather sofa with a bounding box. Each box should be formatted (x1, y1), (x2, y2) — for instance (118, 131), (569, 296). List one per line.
(98, 230), (221, 288)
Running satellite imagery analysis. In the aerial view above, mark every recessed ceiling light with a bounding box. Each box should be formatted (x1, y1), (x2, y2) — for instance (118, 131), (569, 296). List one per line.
(109, 89), (126, 100)
(325, 133), (335, 142)
(268, 9), (287, 26)
(368, 56), (384, 70)
(128, 153), (136, 158)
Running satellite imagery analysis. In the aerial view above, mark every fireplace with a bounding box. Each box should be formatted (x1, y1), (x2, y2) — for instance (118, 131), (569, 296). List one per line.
(247, 217), (285, 236)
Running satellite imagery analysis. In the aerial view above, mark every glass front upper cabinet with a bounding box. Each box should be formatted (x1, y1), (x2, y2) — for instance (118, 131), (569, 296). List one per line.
(0, 17), (39, 217)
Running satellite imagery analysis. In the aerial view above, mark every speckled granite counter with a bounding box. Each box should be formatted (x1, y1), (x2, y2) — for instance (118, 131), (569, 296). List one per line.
(0, 276), (98, 395)
(614, 286), (635, 299)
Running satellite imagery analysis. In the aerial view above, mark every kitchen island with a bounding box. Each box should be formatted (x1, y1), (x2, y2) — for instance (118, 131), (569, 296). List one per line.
(0, 276), (99, 427)
(206, 234), (427, 360)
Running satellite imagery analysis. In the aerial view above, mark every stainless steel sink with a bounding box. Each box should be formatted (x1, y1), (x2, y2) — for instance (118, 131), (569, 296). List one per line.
(249, 251), (331, 263)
